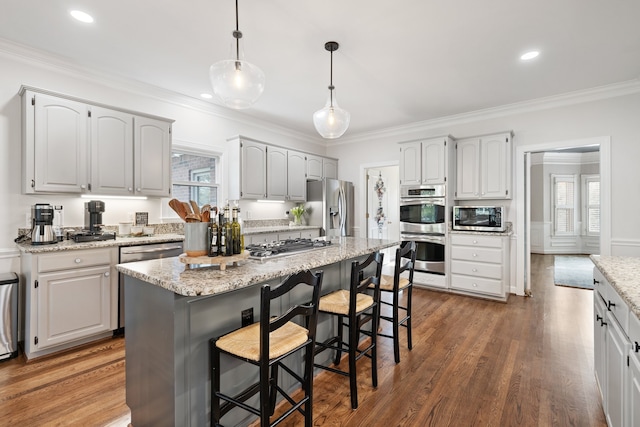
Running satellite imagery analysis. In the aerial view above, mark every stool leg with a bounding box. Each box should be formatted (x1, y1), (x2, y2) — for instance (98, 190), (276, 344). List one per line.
(334, 315), (344, 365)
(260, 359), (270, 426)
(407, 285), (413, 351)
(371, 309), (378, 389)
(269, 363), (279, 415)
(304, 345), (314, 427)
(211, 342), (221, 426)
(393, 290), (401, 363)
(349, 314), (359, 409)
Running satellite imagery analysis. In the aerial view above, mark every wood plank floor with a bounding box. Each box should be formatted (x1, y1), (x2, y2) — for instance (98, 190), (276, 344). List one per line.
(0, 254), (606, 426)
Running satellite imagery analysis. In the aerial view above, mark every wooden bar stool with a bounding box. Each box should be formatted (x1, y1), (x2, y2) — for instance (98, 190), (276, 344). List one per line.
(210, 270), (323, 427)
(372, 241), (416, 363)
(313, 251), (384, 409)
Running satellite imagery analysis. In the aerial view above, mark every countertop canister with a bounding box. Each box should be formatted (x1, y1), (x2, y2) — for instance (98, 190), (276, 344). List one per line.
(184, 222), (208, 257)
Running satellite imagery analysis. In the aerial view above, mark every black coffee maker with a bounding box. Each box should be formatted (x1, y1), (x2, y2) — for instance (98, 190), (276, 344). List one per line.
(84, 200), (106, 232)
(31, 203), (56, 245)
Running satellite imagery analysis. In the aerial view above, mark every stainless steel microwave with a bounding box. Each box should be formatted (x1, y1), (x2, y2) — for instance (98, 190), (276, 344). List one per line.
(453, 206), (505, 232)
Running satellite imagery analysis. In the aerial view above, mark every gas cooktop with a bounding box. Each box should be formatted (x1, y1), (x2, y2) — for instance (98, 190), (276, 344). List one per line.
(246, 238), (332, 259)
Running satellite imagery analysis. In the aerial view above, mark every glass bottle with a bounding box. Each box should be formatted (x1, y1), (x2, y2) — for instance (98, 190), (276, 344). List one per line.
(232, 207), (241, 254)
(209, 213), (218, 257)
(219, 212), (226, 256)
(224, 208), (234, 256)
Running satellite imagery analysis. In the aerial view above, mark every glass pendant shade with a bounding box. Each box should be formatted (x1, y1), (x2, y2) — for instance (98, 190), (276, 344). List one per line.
(209, 57), (265, 110)
(313, 89), (350, 139)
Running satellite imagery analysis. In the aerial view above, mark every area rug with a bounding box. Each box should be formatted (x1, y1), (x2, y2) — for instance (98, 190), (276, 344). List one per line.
(554, 255), (594, 290)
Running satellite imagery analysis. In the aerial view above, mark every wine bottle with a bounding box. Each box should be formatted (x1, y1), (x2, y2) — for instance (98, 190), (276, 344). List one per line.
(224, 208), (233, 256)
(232, 207), (241, 254)
(219, 213), (226, 256)
(209, 213), (218, 257)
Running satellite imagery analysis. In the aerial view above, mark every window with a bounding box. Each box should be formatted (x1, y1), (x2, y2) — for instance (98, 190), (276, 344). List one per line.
(582, 174), (600, 235)
(552, 174), (576, 235)
(171, 149), (220, 213)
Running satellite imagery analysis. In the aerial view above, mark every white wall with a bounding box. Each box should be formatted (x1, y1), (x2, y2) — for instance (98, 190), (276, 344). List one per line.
(0, 44), (326, 273)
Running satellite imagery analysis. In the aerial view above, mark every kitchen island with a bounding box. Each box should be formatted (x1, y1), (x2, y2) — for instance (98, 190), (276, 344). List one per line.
(116, 236), (397, 427)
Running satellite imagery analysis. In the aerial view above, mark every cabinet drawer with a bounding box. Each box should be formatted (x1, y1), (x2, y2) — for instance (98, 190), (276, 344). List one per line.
(301, 229), (321, 239)
(451, 274), (503, 296)
(602, 280), (629, 335)
(246, 233), (276, 245)
(451, 246), (502, 264)
(450, 234), (503, 248)
(37, 248), (114, 273)
(451, 259), (502, 280)
(278, 231), (301, 240)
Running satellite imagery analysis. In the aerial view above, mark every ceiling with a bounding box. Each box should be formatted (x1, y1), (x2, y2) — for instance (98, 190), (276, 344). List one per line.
(1, 0), (639, 139)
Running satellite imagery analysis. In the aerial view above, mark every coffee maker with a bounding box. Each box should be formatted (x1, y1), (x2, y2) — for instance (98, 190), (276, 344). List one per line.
(31, 203), (56, 245)
(69, 200), (116, 242)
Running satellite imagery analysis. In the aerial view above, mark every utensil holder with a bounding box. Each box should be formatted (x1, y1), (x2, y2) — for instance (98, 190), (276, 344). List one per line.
(184, 222), (208, 257)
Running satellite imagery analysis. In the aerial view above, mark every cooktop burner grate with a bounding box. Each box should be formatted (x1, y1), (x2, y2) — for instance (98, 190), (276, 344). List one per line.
(246, 238), (331, 259)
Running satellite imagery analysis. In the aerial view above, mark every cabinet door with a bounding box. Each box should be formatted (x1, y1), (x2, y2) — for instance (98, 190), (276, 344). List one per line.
(422, 138), (446, 185)
(594, 293), (607, 401)
(400, 142), (421, 185)
(455, 139), (480, 199)
(481, 134), (510, 198)
(630, 353), (640, 427)
(266, 146), (287, 201)
(134, 116), (171, 197)
(91, 107), (134, 195)
(36, 265), (112, 350)
(605, 315), (627, 427)
(33, 93), (89, 193)
(287, 150), (307, 201)
(323, 158), (338, 180)
(306, 154), (323, 181)
(241, 140), (267, 199)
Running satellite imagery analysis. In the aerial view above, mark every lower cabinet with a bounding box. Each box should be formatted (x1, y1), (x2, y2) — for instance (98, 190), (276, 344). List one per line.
(22, 247), (118, 359)
(593, 266), (640, 427)
(449, 233), (510, 301)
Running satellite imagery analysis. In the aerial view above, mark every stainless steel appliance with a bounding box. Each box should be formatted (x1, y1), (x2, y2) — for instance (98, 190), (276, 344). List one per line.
(117, 242), (184, 333)
(0, 273), (19, 361)
(69, 200), (116, 242)
(30, 203), (56, 245)
(400, 184), (446, 275)
(246, 238), (332, 260)
(307, 178), (354, 238)
(453, 205), (505, 232)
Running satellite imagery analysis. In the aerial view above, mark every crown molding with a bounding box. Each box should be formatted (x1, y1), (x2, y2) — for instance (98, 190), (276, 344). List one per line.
(329, 79), (640, 146)
(0, 38), (324, 146)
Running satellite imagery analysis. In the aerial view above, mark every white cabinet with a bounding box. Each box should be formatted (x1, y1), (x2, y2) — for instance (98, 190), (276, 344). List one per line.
(287, 150), (307, 201)
(306, 154), (338, 181)
(20, 87), (173, 197)
(629, 312), (640, 427)
(455, 132), (511, 199)
(594, 290), (607, 401)
(399, 136), (450, 185)
(21, 247), (118, 359)
(266, 145), (287, 201)
(449, 233), (510, 301)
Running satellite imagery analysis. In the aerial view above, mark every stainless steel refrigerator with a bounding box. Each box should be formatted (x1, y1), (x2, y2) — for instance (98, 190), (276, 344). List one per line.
(306, 178), (354, 237)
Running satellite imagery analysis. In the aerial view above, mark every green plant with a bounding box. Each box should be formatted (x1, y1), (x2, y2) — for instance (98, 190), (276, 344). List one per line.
(291, 205), (305, 220)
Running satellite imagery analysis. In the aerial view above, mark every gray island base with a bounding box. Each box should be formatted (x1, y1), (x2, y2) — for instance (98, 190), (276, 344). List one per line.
(117, 237), (397, 427)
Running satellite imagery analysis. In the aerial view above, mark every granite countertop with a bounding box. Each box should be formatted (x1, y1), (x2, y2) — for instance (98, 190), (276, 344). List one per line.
(116, 237), (398, 297)
(590, 255), (640, 319)
(243, 225), (321, 235)
(16, 233), (185, 254)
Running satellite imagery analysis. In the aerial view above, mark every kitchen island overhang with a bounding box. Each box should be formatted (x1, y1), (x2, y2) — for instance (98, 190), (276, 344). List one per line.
(116, 237), (398, 427)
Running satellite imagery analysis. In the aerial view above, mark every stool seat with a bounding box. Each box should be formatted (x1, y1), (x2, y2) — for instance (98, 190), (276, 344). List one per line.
(376, 274), (410, 291)
(319, 289), (373, 315)
(216, 321), (310, 362)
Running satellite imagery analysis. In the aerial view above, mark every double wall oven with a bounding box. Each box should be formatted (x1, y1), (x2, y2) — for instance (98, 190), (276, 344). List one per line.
(400, 184), (446, 275)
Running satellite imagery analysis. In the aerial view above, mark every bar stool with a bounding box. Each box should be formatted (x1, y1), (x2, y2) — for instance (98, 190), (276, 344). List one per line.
(210, 270), (323, 427)
(372, 241), (416, 363)
(314, 251), (384, 409)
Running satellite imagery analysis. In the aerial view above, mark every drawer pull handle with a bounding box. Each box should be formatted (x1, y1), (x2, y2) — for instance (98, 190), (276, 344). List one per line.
(75, 258), (81, 264)
(635, 341), (640, 353)
(473, 240), (478, 244)
(472, 268), (478, 272)
(472, 283), (478, 287)
(596, 315), (607, 327)
(607, 301), (616, 311)
(104, 272), (110, 277)
(593, 278), (600, 285)
(473, 253), (477, 257)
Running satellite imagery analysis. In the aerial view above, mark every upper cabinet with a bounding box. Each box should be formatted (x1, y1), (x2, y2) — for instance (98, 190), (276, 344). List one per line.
(399, 136), (451, 185)
(228, 136), (312, 201)
(455, 132), (512, 200)
(306, 154), (338, 181)
(20, 86), (173, 197)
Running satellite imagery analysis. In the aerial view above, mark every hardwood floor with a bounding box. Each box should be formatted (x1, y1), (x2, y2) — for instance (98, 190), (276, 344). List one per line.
(0, 254), (606, 426)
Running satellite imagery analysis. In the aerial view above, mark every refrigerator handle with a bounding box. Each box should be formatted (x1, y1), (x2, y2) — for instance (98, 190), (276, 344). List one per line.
(339, 185), (346, 235)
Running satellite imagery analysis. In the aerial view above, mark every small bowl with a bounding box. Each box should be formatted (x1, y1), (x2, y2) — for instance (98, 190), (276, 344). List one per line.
(143, 226), (155, 235)
(130, 226), (144, 236)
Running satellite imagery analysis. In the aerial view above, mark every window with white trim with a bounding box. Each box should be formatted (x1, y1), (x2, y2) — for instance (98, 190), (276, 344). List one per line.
(552, 174), (576, 235)
(582, 174), (600, 236)
(171, 149), (220, 214)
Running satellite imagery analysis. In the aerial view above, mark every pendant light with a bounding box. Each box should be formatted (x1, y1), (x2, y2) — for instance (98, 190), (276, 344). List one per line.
(313, 41), (350, 139)
(209, 0), (265, 109)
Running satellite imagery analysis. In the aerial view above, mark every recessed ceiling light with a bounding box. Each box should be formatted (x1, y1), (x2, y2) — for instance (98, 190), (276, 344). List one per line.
(200, 93), (213, 99)
(520, 50), (540, 61)
(70, 10), (94, 23)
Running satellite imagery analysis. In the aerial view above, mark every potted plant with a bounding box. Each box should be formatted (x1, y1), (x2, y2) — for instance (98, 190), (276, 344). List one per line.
(291, 205), (305, 226)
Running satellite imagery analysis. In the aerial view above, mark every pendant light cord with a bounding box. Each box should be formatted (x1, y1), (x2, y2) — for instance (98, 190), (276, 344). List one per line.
(329, 48), (334, 107)
(234, 0), (241, 62)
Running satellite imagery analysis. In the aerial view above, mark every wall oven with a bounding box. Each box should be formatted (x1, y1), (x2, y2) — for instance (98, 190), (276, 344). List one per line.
(400, 184), (446, 275)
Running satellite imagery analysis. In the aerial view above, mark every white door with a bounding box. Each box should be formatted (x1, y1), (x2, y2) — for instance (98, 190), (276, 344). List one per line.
(366, 166), (399, 239)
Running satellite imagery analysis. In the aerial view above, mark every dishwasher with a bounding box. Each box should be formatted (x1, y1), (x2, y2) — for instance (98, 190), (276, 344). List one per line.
(117, 241), (183, 334)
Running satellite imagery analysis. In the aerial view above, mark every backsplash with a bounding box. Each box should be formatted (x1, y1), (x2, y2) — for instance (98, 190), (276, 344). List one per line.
(243, 219), (290, 228)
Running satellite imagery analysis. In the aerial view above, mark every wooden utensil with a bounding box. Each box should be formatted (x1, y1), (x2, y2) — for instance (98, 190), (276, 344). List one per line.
(169, 199), (187, 221)
(185, 214), (201, 222)
(201, 209), (210, 222)
(190, 200), (201, 220)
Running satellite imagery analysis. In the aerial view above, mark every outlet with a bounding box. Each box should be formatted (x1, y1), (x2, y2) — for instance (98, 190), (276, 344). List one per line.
(241, 308), (254, 327)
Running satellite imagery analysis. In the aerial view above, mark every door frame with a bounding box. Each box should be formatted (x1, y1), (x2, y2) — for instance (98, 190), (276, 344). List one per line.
(515, 136), (611, 295)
